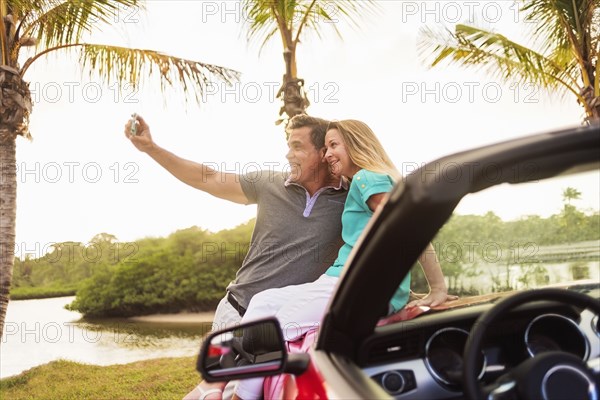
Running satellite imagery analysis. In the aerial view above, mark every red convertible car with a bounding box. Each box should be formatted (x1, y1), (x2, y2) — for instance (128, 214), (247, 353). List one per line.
(198, 123), (600, 400)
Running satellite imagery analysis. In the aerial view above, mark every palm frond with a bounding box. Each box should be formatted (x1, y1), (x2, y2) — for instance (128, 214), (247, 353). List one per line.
(78, 45), (241, 104)
(15, 0), (140, 50)
(241, 0), (379, 49)
(242, 0), (279, 49)
(323, 0), (378, 31)
(1, 1), (9, 64)
(419, 24), (579, 95)
(521, 0), (577, 53)
(520, 0), (599, 83)
(419, 0), (599, 121)
(20, 43), (240, 104)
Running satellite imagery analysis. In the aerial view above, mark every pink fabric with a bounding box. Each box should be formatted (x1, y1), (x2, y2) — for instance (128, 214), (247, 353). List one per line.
(263, 328), (319, 400)
(263, 307), (430, 399)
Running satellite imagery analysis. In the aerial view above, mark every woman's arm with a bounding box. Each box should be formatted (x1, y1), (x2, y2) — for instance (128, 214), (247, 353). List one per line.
(407, 243), (457, 307)
(366, 192), (387, 211)
(366, 193), (456, 308)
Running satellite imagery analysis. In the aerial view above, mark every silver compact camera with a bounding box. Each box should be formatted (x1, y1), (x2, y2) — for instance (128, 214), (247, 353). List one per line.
(129, 113), (139, 136)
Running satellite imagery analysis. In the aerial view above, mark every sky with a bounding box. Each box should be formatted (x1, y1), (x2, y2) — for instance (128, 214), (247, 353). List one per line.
(12, 0), (599, 258)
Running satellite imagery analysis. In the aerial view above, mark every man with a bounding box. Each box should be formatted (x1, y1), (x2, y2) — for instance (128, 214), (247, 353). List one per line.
(125, 114), (348, 399)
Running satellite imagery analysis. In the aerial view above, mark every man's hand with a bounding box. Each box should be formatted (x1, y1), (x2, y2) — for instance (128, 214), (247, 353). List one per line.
(125, 114), (156, 154)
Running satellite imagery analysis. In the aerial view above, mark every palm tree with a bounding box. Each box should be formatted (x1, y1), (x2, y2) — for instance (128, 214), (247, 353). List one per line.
(240, 0), (378, 125)
(419, 0), (600, 123)
(562, 187), (582, 205)
(0, 0), (239, 338)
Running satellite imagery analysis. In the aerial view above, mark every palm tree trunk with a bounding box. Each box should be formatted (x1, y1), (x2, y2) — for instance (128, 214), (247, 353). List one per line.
(0, 65), (30, 339)
(279, 46), (309, 120)
(589, 95), (600, 123)
(580, 84), (600, 123)
(0, 130), (16, 340)
(592, 107), (600, 122)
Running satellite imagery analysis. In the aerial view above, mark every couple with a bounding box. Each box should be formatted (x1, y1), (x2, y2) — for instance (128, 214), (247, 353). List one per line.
(126, 115), (454, 400)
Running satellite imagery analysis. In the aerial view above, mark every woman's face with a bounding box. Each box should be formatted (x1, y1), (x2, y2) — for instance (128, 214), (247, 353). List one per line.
(324, 128), (359, 178)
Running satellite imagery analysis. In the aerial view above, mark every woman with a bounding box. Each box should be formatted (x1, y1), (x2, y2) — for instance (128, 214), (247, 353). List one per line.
(231, 120), (453, 400)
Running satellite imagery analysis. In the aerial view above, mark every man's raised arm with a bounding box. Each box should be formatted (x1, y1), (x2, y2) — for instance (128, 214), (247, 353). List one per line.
(125, 115), (248, 204)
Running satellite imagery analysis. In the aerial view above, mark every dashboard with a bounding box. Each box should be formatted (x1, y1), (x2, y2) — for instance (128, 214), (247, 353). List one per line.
(359, 301), (600, 399)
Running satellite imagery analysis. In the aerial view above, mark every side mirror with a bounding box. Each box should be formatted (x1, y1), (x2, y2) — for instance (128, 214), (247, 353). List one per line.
(197, 318), (288, 382)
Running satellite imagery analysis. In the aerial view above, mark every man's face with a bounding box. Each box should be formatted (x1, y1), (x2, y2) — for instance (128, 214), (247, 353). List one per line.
(286, 126), (326, 186)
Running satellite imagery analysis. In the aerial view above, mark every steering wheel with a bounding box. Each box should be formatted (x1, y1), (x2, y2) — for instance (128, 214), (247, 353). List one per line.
(463, 288), (600, 400)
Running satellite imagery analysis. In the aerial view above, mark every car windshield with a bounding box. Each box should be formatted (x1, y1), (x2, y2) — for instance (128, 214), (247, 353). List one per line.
(402, 167), (600, 312)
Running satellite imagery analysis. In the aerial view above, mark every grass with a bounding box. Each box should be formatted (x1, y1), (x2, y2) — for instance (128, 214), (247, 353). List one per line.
(0, 356), (200, 400)
(10, 285), (78, 300)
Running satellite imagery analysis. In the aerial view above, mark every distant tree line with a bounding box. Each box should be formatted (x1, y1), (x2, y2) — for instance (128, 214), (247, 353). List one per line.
(411, 205), (599, 294)
(12, 222), (254, 315)
(12, 203), (598, 317)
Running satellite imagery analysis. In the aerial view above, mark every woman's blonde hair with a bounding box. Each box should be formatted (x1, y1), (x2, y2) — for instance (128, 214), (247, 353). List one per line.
(328, 120), (399, 180)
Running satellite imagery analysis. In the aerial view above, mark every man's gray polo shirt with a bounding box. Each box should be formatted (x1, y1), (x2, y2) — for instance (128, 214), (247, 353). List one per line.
(227, 170), (348, 309)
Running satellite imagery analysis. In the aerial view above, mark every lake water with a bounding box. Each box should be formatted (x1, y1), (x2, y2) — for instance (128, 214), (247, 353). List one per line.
(0, 296), (212, 378)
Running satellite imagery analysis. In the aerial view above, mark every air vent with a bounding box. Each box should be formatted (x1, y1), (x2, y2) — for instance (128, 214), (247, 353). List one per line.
(364, 335), (421, 365)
